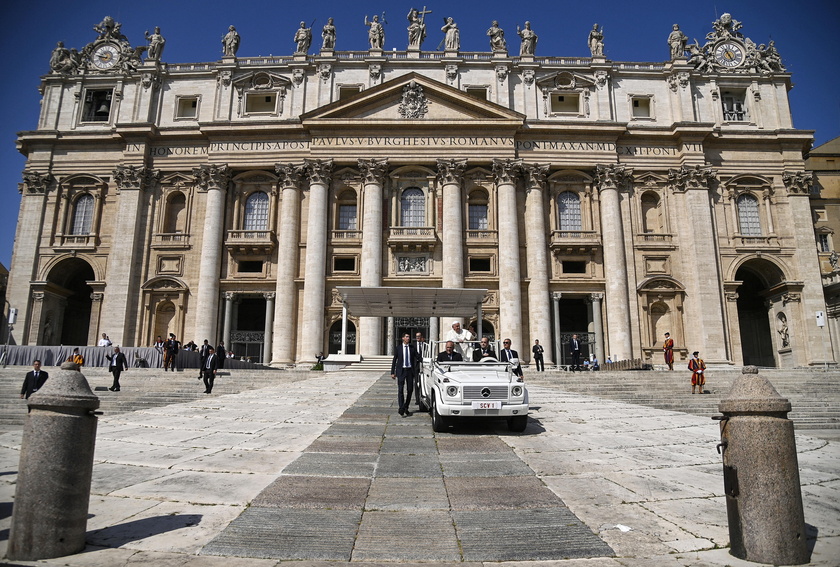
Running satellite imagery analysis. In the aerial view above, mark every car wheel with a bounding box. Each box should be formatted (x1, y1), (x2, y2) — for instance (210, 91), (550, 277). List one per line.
(507, 415), (528, 432)
(431, 396), (447, 432)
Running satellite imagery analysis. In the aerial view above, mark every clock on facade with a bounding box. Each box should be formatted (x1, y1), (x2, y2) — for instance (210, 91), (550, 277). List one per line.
(714, 41), (745, 68)
(91, 43), (120, 70)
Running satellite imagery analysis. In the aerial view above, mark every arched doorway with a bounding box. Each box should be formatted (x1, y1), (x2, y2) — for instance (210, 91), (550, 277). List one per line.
(154, 301), (176, 340)
(44, 258), (95, 345)
(329, 319), (356, 354)
(735, 260), (785, 367)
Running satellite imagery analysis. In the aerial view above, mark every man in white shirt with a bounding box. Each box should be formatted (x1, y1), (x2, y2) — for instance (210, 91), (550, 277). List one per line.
(98, 333), (112, 347)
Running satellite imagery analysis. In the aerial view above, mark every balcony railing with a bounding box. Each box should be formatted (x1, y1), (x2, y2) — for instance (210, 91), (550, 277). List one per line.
(466, 229), (498, 243)
(734, 235), (779, 248)
(331, 230), (362, 242)
(638, 233), (672, 243)
(225, 230), (276, 254)
(388, 226), (437, 251)
(56, 234), (96, 248)
(152, 233), (191, 248)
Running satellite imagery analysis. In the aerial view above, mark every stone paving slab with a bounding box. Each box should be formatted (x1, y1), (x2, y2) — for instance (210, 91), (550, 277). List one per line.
(383, 421), (434, 437)
(319, 423), (387, 437)
(304, 437), (382, 454)
(365, 477), (450, 510)
(380, 436), (437, 454)
(109, 470), (276, 505)
(445, 476), (564, 510)
(201, 508), (362, 560)
(436, 435), (512, 453)
(281, 452), (378, 477)
(251, 475), (370, 509)
(352, 510), (461, 562)
(376, 452), (443, 477)
(452, 508), (614, 561)
(439, 452), (535, 477)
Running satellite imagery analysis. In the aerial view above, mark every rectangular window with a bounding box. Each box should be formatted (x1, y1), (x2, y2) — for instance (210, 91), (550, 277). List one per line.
(469, 257), (492, 272)
(176, 96), (199, 119)
(562, 261), (587, 274)
(333, 257), (356, 272)
(245, 93), (276, 114)
(338, 85), (362, 100)
(238, 261), (263, 273)
(722, 90), (747, 121)
(632, 97), (652, 118)
(338, 204), (357, 230)
(468, 204), (488, 230)
(818, 234), (831, 252)
(82, 89), (113, 122)
(551, 93), (579, 114)
(466, 87), (488, 100)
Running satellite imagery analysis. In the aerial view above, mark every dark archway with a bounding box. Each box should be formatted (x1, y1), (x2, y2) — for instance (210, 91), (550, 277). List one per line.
(735, 260), (784, 367)
(46, 258), (95, 345)
(329, 319), (356, 354)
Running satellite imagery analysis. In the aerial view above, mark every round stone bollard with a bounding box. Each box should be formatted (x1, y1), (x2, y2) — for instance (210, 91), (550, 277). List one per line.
(7, 361), (100, 561)
(714, 366), (809, 565)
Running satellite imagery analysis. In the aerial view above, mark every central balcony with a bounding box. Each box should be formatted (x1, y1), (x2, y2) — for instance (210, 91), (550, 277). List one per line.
(549, 230), (601, 254)
(225, 230), (276, 255)
(388, 226), (437, 252)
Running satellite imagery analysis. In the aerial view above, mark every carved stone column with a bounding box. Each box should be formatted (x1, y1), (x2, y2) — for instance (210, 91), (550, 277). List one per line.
(359, 158), (389, 355)
(86, 291), (105, 347)
(8, 172), (53, 345)
(493, 158), (523, 351)
(523, 163), (552, 364)
(193, 164), (231, 345)
(272, 163), (304, 363)
(588, 293), (605, 363)
(596, 164), (633, 361)
(552, 292), (562, 367)
(263, 292), (275, 365)
(222, 291), (235, 349)
(27, 291), (46, 346)
(300, 159), (333, 362)
(669, 165), (728, 362)
(100, 165), (160, 346)
(437, 159), (468, 289)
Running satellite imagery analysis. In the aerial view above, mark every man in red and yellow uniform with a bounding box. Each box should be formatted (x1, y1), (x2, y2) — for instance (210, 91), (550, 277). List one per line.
(663, 332), (674, 370)
(688, 351), (706, 394)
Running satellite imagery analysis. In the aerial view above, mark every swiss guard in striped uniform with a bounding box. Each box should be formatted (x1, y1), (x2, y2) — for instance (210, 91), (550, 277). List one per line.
(663, 332), (674, 370)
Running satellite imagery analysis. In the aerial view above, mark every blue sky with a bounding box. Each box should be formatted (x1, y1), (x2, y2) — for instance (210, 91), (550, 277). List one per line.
(1, 0), (838, 269)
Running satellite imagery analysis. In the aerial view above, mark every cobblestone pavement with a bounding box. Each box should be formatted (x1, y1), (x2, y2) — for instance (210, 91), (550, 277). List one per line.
(0, 369), (837, 566)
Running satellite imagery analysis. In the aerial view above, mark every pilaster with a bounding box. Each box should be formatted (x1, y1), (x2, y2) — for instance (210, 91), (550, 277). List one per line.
(493, 158), (523, 351)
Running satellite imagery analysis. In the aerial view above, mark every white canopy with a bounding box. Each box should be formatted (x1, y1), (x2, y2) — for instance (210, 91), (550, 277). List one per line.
(335, 286), (488, 317)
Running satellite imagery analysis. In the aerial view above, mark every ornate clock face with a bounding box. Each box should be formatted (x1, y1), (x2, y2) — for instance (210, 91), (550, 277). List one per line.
(714, 41), (745, 68)
(91, 44), (120, 70)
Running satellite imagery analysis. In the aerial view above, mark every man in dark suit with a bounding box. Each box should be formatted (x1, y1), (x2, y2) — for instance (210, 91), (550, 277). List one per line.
(569, 334), (582, 371)
(202, 346), (219, 394)
(199, 339), (211, 379)
(106, 346), (129, 391)
(391, 333), (417, 417)
(20, 360), (48, 399)
(437, 340), (464, 362)
(472, 336), (497, 361)
(500, 338), (524, 378)
(532, 339), (545, 372)
(216, 340), (226, 369)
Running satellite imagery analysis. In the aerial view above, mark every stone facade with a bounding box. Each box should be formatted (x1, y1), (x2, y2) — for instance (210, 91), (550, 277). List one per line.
(9, 14), (829, 367)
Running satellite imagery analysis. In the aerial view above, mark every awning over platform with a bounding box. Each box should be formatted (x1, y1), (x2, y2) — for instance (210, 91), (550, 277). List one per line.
(335, 287), (488, 317)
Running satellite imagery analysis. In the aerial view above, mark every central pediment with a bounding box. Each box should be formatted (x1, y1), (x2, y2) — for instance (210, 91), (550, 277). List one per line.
(301, 72), (525, 127)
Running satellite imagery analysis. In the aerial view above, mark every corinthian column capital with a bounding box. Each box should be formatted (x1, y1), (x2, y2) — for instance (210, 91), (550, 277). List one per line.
(113, 165), (161, 193)
(193, 164), (231, 192)
(436, 158), (468, 185)
(20, 171), (55, 194)
(275, 162), (305, 189)
(595, 164), (633, 191)
(492, 158), (523, 185)
(523, 163), (550, 191)
(358, 158), (390, 185)
(782, 170), (814, 195)
(667, 164), (717, 193)
(304, 159), (333, 186)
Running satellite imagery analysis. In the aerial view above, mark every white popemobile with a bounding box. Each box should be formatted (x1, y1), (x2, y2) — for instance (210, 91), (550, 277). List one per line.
(416, 340), (529, 432)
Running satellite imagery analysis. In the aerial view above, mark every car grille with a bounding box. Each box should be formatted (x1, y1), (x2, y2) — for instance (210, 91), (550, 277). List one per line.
(463, 386), (508, 400)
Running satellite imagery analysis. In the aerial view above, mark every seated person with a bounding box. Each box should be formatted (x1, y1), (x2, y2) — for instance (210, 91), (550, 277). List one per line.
(472, 337), (497, 361)
(437, 340), (463, 362)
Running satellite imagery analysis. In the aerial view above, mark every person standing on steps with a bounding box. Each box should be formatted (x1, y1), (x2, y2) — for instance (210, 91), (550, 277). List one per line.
(20, 360), (48, 400)
(390, 333), (417, 417)
(688, 351), (706, 394)
(106, 346), (128, 391)
(663, 332), (674, 370)
(532, 339), (545, 372)
(202, 346), (219, 394)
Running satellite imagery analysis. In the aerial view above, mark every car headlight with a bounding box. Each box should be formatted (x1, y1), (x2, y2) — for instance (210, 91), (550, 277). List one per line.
(446, 385), (459, 397)
(512, 385), (523, 397)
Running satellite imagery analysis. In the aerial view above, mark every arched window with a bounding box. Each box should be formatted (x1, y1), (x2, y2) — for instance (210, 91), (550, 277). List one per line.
(641, 192), (662, 233)
(468, 190), (489, 230)
(164, 192), (187, 233)
(71, 194), (94, 235)
(244, 191), (269, 230)
(557, 191), (581, 231)
(737, 194), (761, 236)
(400, 188), (425, 227)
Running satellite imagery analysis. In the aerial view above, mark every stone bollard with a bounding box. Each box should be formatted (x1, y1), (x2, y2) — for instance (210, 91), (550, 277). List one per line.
(7, 361), (100, 561)
(714, 366), (809, 565)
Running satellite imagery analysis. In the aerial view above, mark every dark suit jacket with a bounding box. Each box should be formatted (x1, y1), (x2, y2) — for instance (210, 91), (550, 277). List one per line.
(500, 349), (524, 377)
(203, 353), (219, 374)
(437, 351), (463, 362)
(199, 343), (211, 364)
(532, 344), (544, 358)
(472, 347), (497, 362)
(569, 338), (582, 353)
(21, 370), (49, 398)
(108, 352), (128, 372)
(391, 343), (418, 378)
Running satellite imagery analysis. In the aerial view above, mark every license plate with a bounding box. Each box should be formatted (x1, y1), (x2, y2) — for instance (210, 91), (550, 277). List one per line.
(472, 401), (502, 410)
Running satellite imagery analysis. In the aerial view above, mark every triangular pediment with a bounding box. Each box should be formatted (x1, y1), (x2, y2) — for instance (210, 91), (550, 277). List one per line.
(536, 71), (597, 90)
(301, 72), (524, 125)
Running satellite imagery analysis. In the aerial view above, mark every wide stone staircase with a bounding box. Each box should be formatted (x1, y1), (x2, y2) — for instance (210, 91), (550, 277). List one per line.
(0, 365), (313, 432)
(525, 366), (840, 430)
